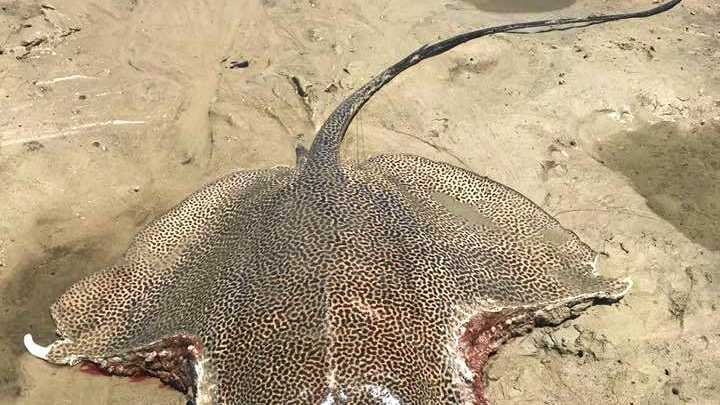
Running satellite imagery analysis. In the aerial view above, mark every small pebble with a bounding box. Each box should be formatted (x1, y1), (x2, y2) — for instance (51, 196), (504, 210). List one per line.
(229, 60), (249, 69)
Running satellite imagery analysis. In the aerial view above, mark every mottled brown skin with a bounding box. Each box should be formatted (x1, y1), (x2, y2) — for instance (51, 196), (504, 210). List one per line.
(49, 156), (626, 404)
(33, 2), (680, 404)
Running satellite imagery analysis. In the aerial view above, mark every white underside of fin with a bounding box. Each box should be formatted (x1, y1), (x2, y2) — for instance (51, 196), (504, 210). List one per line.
(193, 356), (220, 405)
(23, 334), (50, 360)
(366, 384), (401, 405)
(320, 393), (336, 405)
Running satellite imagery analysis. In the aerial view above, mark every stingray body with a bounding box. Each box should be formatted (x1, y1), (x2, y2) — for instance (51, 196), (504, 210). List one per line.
(25, 1), (680, 404)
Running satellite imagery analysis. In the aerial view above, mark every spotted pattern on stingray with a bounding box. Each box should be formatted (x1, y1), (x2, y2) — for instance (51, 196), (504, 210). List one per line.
(27, 1), (681, 404)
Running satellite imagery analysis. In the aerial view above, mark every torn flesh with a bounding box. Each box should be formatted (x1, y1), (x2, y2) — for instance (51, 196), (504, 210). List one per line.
(23, 333), (210, 402)
(457, 309), (534, 405)
(456, 290), (630, 404)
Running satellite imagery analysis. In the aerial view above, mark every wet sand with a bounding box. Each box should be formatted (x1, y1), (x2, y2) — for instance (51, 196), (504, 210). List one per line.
(1, 0), (719, 404)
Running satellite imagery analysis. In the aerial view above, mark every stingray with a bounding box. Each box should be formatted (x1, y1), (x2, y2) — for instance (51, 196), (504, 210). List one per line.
(24, 1), (680, 404)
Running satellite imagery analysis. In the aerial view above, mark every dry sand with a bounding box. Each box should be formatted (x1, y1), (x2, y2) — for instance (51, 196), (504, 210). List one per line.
(1, 0), (718, 404)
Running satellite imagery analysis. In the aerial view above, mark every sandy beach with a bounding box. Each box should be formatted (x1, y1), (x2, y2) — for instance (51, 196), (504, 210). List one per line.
(1, 0), (718, 403)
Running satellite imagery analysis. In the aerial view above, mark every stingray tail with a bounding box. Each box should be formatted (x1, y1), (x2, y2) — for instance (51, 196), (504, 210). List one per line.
(303, 0), (681, 171)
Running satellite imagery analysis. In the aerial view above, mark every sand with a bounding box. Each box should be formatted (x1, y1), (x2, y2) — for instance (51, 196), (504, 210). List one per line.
(1, 0), (718, 404)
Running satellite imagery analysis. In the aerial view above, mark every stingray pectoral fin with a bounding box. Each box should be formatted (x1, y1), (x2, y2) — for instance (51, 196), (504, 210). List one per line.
(23, 334), (50, 360)
(360, 154), (598, 263)
(22, 334), (82, 365)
